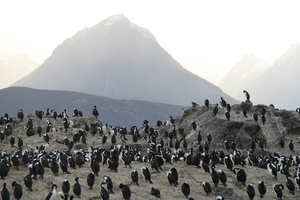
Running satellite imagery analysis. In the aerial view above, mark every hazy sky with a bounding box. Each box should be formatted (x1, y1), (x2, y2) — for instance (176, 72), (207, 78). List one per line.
(1, 0), (300, 85)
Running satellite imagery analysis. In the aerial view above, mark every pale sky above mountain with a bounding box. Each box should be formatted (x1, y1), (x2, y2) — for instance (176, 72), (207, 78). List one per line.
(1, 0), (300, 85)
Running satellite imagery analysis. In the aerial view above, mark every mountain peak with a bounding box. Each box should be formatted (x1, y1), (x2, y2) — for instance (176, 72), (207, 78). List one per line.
(93, 14), (129, 29)
(12, 14), (237, 106)
(103, 14), (128, 25)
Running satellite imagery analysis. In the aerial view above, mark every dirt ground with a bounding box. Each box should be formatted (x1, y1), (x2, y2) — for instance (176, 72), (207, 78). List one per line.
(0, 115), (300, 200)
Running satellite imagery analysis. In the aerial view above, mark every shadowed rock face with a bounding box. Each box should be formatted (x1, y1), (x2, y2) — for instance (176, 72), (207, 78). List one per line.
(156, 101), (300, 153)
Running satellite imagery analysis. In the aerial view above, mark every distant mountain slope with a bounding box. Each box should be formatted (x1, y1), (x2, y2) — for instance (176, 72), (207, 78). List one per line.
(246, 43), (300, 109)
(219, 43), (300, 109)
(219, 53), (276, 99)
(0, 55), (39, 89)
(12, 14), (237, 106)
(0, 86), (185, 128)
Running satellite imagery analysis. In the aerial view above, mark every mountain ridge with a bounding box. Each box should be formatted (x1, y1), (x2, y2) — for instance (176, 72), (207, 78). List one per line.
(12, 14), (238, 106)
(0, 86), (185, 128)
(219, 42), (300, 109)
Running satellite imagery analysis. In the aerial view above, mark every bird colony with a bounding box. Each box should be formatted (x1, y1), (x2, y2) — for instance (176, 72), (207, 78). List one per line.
(1, 91), (300, 199)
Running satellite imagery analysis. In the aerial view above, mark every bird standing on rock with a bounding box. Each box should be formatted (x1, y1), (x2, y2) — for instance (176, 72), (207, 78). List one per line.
(233, 168), (247, 186)
(202, 181), (212, 195)
(10, 136), (15, 147)
(220, 97), (226, 107)
(141, 167), (153, 184)
(1, 183), (10, 200)
(286, 176), (295, 195)
(213, 104), (218, 116)
(258, 138), (264, 151)
(246, 184), (255, 200)
(243, 90), (250, 100)
(225, 111), (230, 121)
(87, 172), (95, 190)
(289, 140), (294, 152)
(103, 175), (114, 193)
(204, 99), (209, 109)
(252, 114), (258, 122)
(130, 170), (139, 186)
(100, 182), (109, 200)
(12, 181), (22, 200)
(72, 177), (81, 198)
(150, 187), (160, 198)
(273, 183), (284, 199)
(119, 183), (131, 200)
(181, 182), (190, 199)
(258, 181), (266, 198)
(46, 184), (57, 200)
(243, 107), (247, 118)
(280, 136), (285, 149)
(92, 106), (99, 118)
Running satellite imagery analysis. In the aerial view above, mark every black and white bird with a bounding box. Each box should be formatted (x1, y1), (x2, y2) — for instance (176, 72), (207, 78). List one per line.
(261, 107), (266, 116)
(217, 169), (227, 186)
(50, 159), (59, 176)
(289, 140), (294, 152)
(181, 182), (190, 199)
(90, 156), (100, 176)
(258, 138), (264, 150)
(206, 134), (212, 145)
(119, 183), (131, 200)
(103, 175), (114, 193)
(286, 176), (295, 195)
(243, 90), (250, 100)
(204, 99), (209, 108)
(150, 187), (160, 198)
(100, 182), (109, 200)
(167, 167), (179, 187)
(220, 97), (226, 107)
(210, 165), (219, 187)
(24, 174), (33, 191)
(261, 115), (266, 125)
(87, 172), (95, 190)
(130, 170), (139, 186)
(213, 104), (218, 116)
(141, 167), (153, 184)
(197, 131), (202, 144)
(56, 191), (66, 200)
(46, 184), (57, 200)
(17, 109), (24, 121)
(44, 133), (50, 144)
(246, 184), (255, 200)
(258, 181), (266, 198)
(10, 136), (15, 147)
(295, 176), (300, 189)
(273, 183), (284, 200)
(17, 138), (23, 149)
(92, 106), (99, 118)
(224, 155), (234, 171)
(233, 168), (247, 186)
(72, 177), (81, 198)
(62, 179), (70, 197)
(1, 183), (10, 200)
(12, 181), (22, 200)
(191, 121), (196, 131)
(252, 113), (258, 122)
(267, 163), (278, 179)
(225, 111), (230, 121)
(243, 107), (247, 118)
(250, 139), (256, 152)
(202, 181), (212, 195)
(280, 136), (285, 149)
